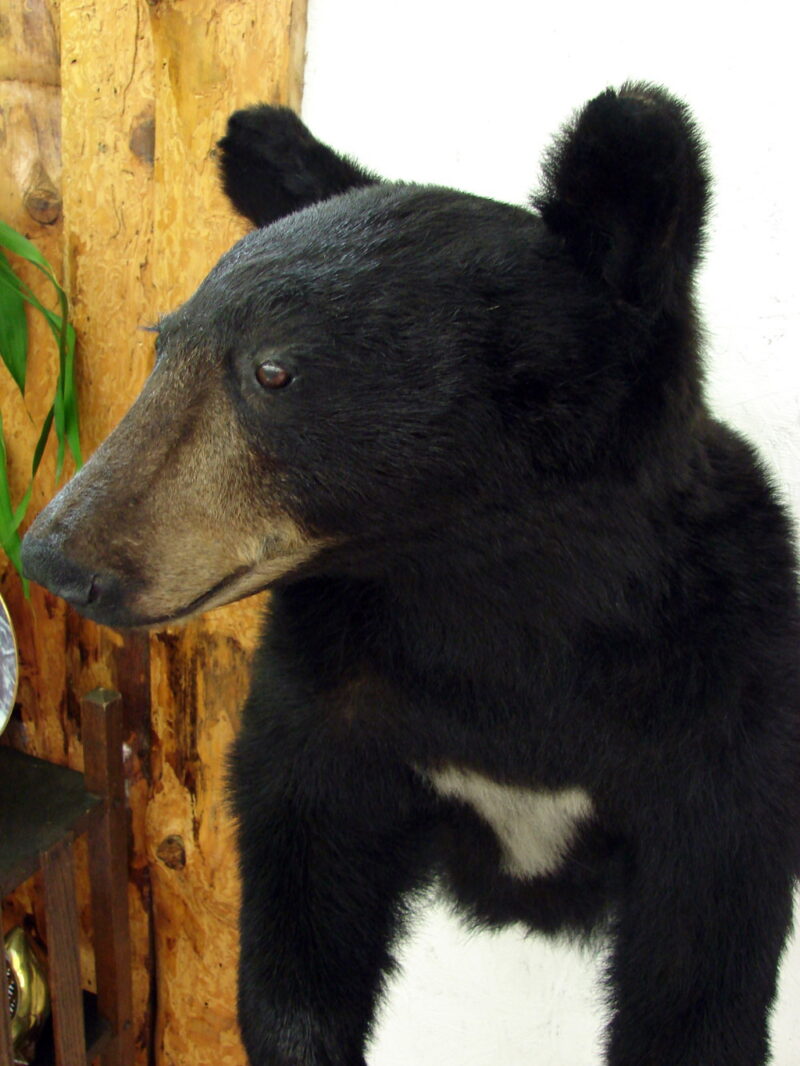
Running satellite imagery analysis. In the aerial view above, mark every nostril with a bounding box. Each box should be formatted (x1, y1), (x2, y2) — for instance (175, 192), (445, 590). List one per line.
(20, 535), (80, 597)
(86, 573), (117, 607)
(87, 575), (100, 605)
(21, 536), (121, 612)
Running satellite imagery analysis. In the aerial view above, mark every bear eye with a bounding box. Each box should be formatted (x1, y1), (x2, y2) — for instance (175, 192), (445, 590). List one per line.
(255, 362), (292, 390)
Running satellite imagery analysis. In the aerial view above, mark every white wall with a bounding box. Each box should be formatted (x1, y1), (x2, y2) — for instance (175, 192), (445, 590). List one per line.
(302, 3), (800, 1063)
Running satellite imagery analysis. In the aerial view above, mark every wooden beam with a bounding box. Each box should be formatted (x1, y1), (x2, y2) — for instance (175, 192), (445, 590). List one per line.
(57, 2), (308, 1064)
(4, 2), (307, 1062)
(0, 0), (70, 757)
(59, 5), (157, 1061)
(144, 7), (307, 1058)
(60, 0), (157, 454)
(40, 838), (86, 1066)
(83, 689), (135, 1066)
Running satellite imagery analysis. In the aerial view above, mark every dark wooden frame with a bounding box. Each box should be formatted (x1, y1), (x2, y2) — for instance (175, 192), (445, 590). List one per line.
(1, 690), (134, 1066)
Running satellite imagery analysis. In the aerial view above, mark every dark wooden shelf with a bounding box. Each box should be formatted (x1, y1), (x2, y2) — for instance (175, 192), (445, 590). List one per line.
(2, 690), (134, 1066)
(0, 747), (102, 897)
(31, 992), (112, 1066)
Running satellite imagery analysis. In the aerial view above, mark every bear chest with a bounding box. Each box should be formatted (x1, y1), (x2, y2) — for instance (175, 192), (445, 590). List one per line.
(425, 765), (594, 879)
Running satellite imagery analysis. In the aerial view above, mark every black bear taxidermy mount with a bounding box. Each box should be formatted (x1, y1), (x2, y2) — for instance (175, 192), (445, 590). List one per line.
(23, 84), (800, 1065)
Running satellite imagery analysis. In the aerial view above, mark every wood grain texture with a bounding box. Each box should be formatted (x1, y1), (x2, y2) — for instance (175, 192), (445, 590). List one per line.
(58, 5), (158, 1059)
(41, 837), (87, 1066)
(83, 689), (135, 1066)
(3, 2), (307, 1063)
(0, 0), (69, 760)
(144, 4), (304, 1062)
(0, 0), (78, 1049)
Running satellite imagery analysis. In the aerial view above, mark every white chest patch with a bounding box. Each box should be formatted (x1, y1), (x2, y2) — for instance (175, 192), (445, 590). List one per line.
(426, 766), (594, 880)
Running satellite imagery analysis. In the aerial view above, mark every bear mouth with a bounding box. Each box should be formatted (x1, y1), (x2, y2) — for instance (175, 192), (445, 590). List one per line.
(22, 507), (329, 631)
(32, 563), (261, 632)
(121, 541), (328, 630)
(136, 564), (258, 628)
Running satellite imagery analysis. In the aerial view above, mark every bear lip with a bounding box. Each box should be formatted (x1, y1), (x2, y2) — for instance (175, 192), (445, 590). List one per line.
(120, 566), (261, 629)
(55, 563), (256, 631)
(118, 540), (329, 630)
(150, 564), (256, 627)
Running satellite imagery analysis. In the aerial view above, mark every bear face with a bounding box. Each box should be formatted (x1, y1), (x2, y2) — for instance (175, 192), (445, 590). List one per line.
(23, 85), (708, 630)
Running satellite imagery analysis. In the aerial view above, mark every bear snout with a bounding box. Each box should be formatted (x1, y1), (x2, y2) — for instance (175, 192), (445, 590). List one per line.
(21, 531), (130, 624)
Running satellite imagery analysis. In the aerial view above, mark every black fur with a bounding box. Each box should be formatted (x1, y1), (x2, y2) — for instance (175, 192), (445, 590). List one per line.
(22, 84), (800, 1065)
(533, 82), (710, 308)
(220, 86), (799, 1065)
(218, 105), (378, 227)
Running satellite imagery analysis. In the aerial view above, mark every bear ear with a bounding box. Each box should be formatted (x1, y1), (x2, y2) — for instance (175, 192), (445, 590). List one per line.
(217, 106), (379, 228)
(532, 83), (710, 309)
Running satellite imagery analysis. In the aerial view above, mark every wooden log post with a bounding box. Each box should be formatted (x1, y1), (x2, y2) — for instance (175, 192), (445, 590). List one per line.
(40, 838), (86, 1066)
(0, 3), (70, 757)
(3, 1), (307, 1060)
(58, 3), (308, 1064)
(83, 688), (135, 1066)
(145, 8), (307, 1060)
(57, 6), (158, 1060)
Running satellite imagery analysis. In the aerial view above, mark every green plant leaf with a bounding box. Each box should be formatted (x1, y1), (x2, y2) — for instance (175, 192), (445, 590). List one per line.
(10, 406), (55, 535)
(0, 220), (59, 283)
(31, 405), (55, 480)
(0, 253), (28, 392)
(0, 222), (80, 592)
(53, 367), (66, 481)
(0, 410), (28, 594)
(60, 324), (81, 469)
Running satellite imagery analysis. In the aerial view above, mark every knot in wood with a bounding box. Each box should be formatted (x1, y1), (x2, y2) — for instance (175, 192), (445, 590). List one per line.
(156, 835), (187, 870)
(23, 162), (61, 225)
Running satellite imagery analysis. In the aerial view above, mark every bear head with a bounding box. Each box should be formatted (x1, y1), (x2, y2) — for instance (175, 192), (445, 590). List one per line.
(22, 83), (710, 627)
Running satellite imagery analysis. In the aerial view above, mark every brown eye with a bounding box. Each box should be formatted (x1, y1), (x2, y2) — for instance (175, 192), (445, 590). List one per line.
(255, 362), (292, 390)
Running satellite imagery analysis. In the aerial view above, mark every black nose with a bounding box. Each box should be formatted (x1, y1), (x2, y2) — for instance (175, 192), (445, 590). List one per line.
(20, 534), (123, 613)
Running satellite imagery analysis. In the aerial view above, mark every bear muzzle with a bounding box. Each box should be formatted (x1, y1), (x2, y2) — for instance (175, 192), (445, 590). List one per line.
(21, 538), (137, 628)
(21, 482), (329, 629)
